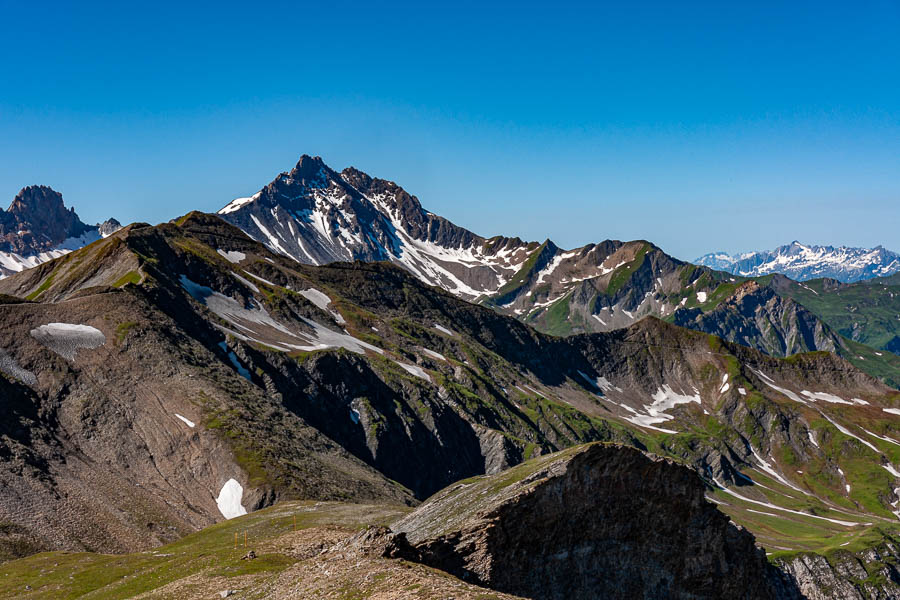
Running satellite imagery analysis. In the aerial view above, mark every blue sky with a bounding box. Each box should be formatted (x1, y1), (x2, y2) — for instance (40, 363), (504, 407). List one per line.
(1, 1), (898, 260)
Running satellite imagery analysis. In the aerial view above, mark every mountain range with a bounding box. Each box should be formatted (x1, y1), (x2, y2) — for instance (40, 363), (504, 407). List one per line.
(214, 155), (900, 389)
(2, 155), (900, 597)
(696, 242), (900, 283)
(2, 211), (900, 596)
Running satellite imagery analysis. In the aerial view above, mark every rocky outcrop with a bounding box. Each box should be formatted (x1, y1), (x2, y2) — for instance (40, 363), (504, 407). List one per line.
(98, 218), (123, 237)
(0, 186), (93, 254)
(388, 443), (801, 600)
(673, 281), (841, 357)
(776, 541), (900, 599)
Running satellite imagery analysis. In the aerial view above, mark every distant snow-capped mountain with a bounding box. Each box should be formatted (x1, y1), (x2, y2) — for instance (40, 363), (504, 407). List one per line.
(0, 186), (120, 279)
(695, 242), (900, 283)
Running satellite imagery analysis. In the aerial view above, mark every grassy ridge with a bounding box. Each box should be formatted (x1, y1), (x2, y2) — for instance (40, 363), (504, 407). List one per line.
(0, 502), (410, 600)
(780, 278), (900, 352)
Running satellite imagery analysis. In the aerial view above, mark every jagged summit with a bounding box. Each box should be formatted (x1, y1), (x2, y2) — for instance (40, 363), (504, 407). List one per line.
(214, 155), (692, 321)
(217, 154), (537, 298)
(98, 217), (123, 238)
(0, 186), (92, 254)
(212, 155), (900, 389)
(0, 186), (120, 280)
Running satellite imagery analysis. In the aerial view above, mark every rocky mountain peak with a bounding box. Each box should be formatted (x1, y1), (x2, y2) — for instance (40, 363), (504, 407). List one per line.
(287, 154), (329, 182)
(339, 166), (373, 190)
(0, 186), (92, 254)
(216, 154), (532, 298)
(98, 218), (123, 238)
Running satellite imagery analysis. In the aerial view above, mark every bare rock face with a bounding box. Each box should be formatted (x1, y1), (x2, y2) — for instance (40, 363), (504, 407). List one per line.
(97, 218), (123, 238)
(0, 186), (93, 254)
(776, 541), (900, 599)
(389, 443), (800, 600)
(673, 281), (839, 357)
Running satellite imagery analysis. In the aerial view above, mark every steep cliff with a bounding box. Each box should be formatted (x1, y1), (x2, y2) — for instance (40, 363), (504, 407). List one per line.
(389, 443), (800, 600)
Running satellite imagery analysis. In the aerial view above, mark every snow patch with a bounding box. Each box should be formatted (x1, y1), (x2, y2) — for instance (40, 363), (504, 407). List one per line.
(884, 464), (900, 478)
(243, 270), (276, 287)
(800, 390), (853, 405)
(749, 446), (807, 493)
(754, 371), (807, 404)
(420, 347), (446, 361)
(860, 427), (900, 447)
(623, 384), (700, 434)
(576, 370), (622, 394)
(216, 479), (247, 519)
(299, 288), (346, 324)
(808, 430), (819, 448)
(217, 249), (246, 263)
(174, 414), (195, 428)
(231, 272), (260, 294)
(0, 348), (36, 385)
(30, 323), (106, 361)
(218, 193), (260, 215)
(434, 323), (456, 336)
(820, 413), (879, 453)
(394, 361), (431, 381)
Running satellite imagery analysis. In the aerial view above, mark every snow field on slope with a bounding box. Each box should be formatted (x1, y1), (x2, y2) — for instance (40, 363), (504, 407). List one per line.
(0, 230), (103, 279)
(0, 348), (37, 385)
(420, 347), (446, 361)
(180, 275), (380, 356)
(394, 361), (431, 382)
(29, 323), (106, 361)
(618, 384), (700, 435)
(217, 249), (246, 263)
(298, 288), (346, 324)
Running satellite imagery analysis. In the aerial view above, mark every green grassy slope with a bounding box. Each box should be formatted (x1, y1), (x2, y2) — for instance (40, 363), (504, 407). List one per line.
(781, 278), (900, 352)
(0, 502), (410, 600)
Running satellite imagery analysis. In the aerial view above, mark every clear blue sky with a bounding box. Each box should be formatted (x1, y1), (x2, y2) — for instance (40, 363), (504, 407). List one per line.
(1, 1), (898, 260)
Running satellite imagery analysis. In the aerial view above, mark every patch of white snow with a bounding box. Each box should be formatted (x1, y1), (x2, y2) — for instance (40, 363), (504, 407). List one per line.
(216, 479), (247, 519)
